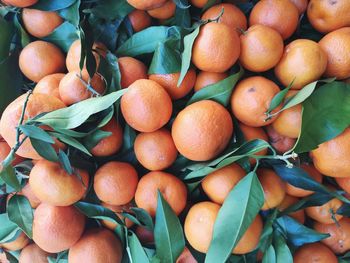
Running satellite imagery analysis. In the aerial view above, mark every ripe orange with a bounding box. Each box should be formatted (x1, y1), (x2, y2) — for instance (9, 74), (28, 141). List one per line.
(101, 202), (134, 230)
(265, 125), (296, 154)
(147, 1), (176, 19)
(230, 76), (281, 127)
(189, 0), (209, 8)
(94, 161), (138, 206)
(135, 171), (187, 217)
(33, 73), (65, 102)
(306, 197), (343, 224)
(192, 22), (240, 73)
(68, 228), (122, 263)
(194, 71), (228, 92)
(118, 57), (148, 89)
(2, 0), (38, 7)
(22, 9), (63, 38)
(275, 39), (327, 90)
(149, 68), (196, 100)
(0, 93), (66, 159)
(239, 24), (283, 72)
(90, 118), (123, 157)
(33, 204), (85, 253)
(0, 140), (24, 168)
(135, 226), (154, 245)
(335, 177), (350, 195)
(1, 232), (29, 251)
(293, 242), (338, 263)
(314, 217), (350, 254)
(278, 195), (305, 224)
(307, 0), (350, 33)
(126, 0), (167, 10)
(134, 128), (178, 171)
(257, 168), (286, 210)
(249, 0), (299, 40)
(319, 27), (350, 79)
(19, 243), (53, 263)
(240, 123), (269, 159)
(128, 10), (152, 33)
(202, 163), (245, 204)
(18, 183), (41, 208)
(176, 247), (197, 263)
(172, 100), (233, 161)
(289, 0), (308, 14)
(121, 79), (172, 132)
(29, 160), (89, 206)
(19, 41), (65, 82)
(310, 127), (350, 178)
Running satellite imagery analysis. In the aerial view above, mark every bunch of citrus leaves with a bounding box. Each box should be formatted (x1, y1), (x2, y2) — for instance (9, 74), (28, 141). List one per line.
(1, 0), (350, 262)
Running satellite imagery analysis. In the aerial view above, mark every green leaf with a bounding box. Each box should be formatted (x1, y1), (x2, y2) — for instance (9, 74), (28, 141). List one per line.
(205, 172), (264, 263)
(202, 0), (217, 11)
(128, 231), (150, 263)
(130, 207), (154, 231)
(85, 0), (133, 20)
(266, 81), (293, 114)
(273, 231), (293, 263)
(19, 125), (54, 144)
(4, 250), (20, 263)
(58, 150), (73, 175)
(262, 245), (276, 263)
(14, 14), (30, 48)
(0, 17), (13, 61)
(50, 132), (91, 156)
(58, 0), (80, 27)
(154, 191), (185, 263)
(187, 67), (244, 106)
(84, 129), (112, 150)
(30, 138), (58, 162)
(173, 0), (190, 9)
(7, 195), (33, 238)
(44, 22), (79, 52)
(0, 213), (21, 243)
(1, 165), (21, 192)
(259, 209), (278, 252)
(169, 7), (191, 28)
(337, 203), (350, 216)
(121, 124), (137, 152)
(32, 0), (76, 11)
(148, 41), (181, 74)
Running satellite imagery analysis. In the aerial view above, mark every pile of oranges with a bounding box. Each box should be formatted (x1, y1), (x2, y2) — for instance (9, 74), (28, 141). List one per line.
(1, 0), (350, 262)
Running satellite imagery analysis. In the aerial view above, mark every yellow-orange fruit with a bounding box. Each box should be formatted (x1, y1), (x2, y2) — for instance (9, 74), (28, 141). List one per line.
(2, 0), (38, 7)
(266, 125), (296, 154)
(126, 0), (167, 10)
(293, 242), (338, 263)
(18, 183), (41, 208)
(118, 57), (148, 89)
(147, 1), (176, 19)
(335, 177), (350, 195)
(189, 0), (209, 8)
(277, 195), (305, 224)
(306, 198), (343, 224)
(1, 232), (30, 251)
(194, 71), (228, 92)
(33, 73), (65, 102)
(0, 140), (24, 169)
(101, 202), (134, 230)
(19, 243), (53, 263)
(289, 0), (308, 14)
(240, 123), (269, 158)
(128, 10), (152, 33)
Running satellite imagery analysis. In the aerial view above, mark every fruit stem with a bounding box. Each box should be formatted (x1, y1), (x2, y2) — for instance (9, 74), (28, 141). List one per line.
(253, 152), (298, 168)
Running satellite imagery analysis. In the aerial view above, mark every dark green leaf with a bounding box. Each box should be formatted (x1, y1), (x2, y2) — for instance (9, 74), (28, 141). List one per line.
(173, 0), (190, 9)
(58, 150), (73, 175)
(336, 203), (350, 216)
(259, 209), (278, 252)
(1, 165), (21, 192)
(267, 81), (293, 114)
(7, 195), (33, 238)
(130, 207), (154, 231)
(0, 17), (13, 61)
(121, 124), (137, 152)
(0, 213), (21, 243)
(202, 0), (217, 11)
(4, 251), (19, 263)
(19, 125), (54, 144)
(14, 14), (30, 48)
(262, 245), (276, 263)
(58, 0), (80, 27)
(273, 231), (293, 263)
(148, 41), (181, 74)
(30, 138), (58, 162)
(85, 0), (133, 20)
(128, 231), (150, 263)
(84, 130), (111, 150)
(32, 0), (76, 11)
(44, 22), (79, 52)
(170, 7), (191, 28)
(50, 132), (91, 156)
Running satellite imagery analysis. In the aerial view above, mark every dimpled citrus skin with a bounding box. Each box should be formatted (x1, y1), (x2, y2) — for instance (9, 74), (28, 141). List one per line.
(194, 71), (228, 92)
(189, 0), (208, 8)
(126, 0), (167, 10)
(289, 0), (308, 14)
(33, 204), (85, 253)
(293, 242), (338, 263)
(118, 57), (148, 89)
(172, 100), (233, 161)
(192, 22), (240, 73)
(2, 0), (38, 7)
(306, 198), (343, 224)
(128, 10), (152, 32)
(33, 73), (65, 101)
(1, 232), (30, 251)
(147, 1), (176, 20)
(19, 244), (53, 263)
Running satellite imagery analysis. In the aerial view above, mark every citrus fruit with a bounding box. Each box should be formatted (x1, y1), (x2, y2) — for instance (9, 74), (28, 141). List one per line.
(135, 226), (154, 245)
(335, 177), (350, 195)
(0, 140), (24, 168)
(176, 247), (197, 263)
(189, 0), (209, 8)
(126, 0), (167, 10)
(293, 242), (338, 263)
(172, 100), (233, 161)
(128, 10), (152, 32)
(19, 243), (53, 263)
(277, 195), (305, 224)
(289, 0), (308, 14)
(194, 71), (228, 92)
(33, 73), (65, 102)
(18, 183), (41, 208)
(118, 57), (148, 89)
(100, 202), (134, 230)
(2, 0), (38, 7)
(266, 125), (296, 154)
(147, 1), (176, 19)
(240, 123), (269, 159)
(1, 232), (30, 251)
(306, 197), (343, 224)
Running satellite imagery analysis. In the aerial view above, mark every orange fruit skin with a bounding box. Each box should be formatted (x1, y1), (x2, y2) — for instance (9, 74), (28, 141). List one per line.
(29, 160), (89, 206)
(128, 10), (152, 33)
(310, 127), (350, 178)
(265, 125), (296, 154)
(176, 247), (197, 263)
(135, 226), (154, 245)
(275, 39), (327, 90)
(192, 22), (240, 73)
(257, 168), (286, 210)
(2, 0), (38, 7)
(134, 128), (178, 171)
(147, 1), (176, 19)
(231, 76), (281, 127)
(306, 198), (343, 224)
(68, 228), (122, 263)
(0, 140), (24, 169)
(135, 171), (187, 217)
(22, 9), (63, 38)
(319, 27), (350, 79)
(249, 0), (299, 40)
(194, 71), (228, 92)
(314, 217), (350, 254)
(239, 24), (284, 72)
(121, 79), (172, 132)
(101, 202), (134, 230)
(149, 69), (196, 100)
(33, 73), (65, 102)
(0, 93), (66, 159)
(19, 243), (53, 263)
(118, 57), (148, 89)
(307, 0), (350, 33)
(19, 41), (65, 83)
(94, 161), (138, 206)
(1, 232), (30, 251)
(90, 118), (123, 157)
(189, 0), (209, 8)
(18, 183), (41, 208)
(293, 242), (338, 263)
(201, 3), (247, 33)
(172, 100), (233, 161)
(202, 163), (246, 204)
(278, 195), (305, 224)
(126, 0), (167, 10)
(240, 123), (268, 158)
(33, 204), (85, 253)
(335, 177), (350, 195)
(289, 0), (308, 14)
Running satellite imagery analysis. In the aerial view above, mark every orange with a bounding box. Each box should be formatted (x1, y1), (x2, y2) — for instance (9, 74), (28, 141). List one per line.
(192, 22), (240, 73)
(240, 123), (269, 158)
(257, 168), (286, 210)
(310, 127), (350, 178)
(265, 125), (296, 154)
(59, 71), (106, 106)
(149, 68), (196, 100)
(249, 0), (299, 40)
(33, 73), (65, 102)
(19, 243), (53, 263)
(335, 177), (350, 194)
(94, 161), (138, 206)
(101, 202), (134, 230)
(278, 195), (305, 224)
(172, 100), (233, 161)
(135, 226), (154, 244)
(230, 76), (281, 127)
(307, 0), (350, 33)
(319, 27), (350, 79)
(22, 9), (63, 38)
(134, 128), (178, 171)
(2, 0), (38, 7)
(306, 198), (343, 224)
(118, 57), (148, 89)
(33, 204), (85, 253)
(239, 24), (284, 72)
(126, 0), (167, 10)
(201, 3), (247, 32)
(68, 228), (122, 263)
(29, 160), (89, 206)
(18, 183), (41, 208)
(128, 10), (152, 33)
(275, 39), (327, 90)
(289, 0), (308, 14)
(0, 93), (66, 159)
(202, 163), (246, 204)
(0, 140), (24, 168)
(314, 217), (350, 254)
(147, 1), (176, 19)
(19, 41), (65, 83)
(176, 247), (197, 263)
(135, 171), (187, 217)
(194, 71), (228, 92)
(1, 232), (30, 251)
(293, 242), (338, 263)
(121, 79), (172, 132)
(189, 0), (209, 8)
